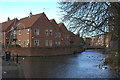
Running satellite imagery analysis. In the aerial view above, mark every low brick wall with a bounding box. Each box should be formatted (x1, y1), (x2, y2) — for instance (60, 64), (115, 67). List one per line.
(2, 47), (83, 56)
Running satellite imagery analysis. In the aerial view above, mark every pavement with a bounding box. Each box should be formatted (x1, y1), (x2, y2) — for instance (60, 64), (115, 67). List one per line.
(1, 56), (24, 78)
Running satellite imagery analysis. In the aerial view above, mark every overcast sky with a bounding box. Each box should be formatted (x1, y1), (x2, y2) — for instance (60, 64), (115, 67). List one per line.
(0, 0), (61, 23)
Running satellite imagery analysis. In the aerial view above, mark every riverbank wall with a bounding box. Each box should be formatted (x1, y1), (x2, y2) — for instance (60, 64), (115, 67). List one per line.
(2, 46), (84, 56)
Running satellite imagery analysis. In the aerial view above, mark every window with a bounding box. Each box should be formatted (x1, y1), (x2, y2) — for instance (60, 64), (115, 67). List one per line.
(23, 40), (25, 47)
(27, 40), (29, 45)
(64, 35), (66, 39)
(67, 35), (69, 39)
(34, 29), (39, 35)
(58, 33), (61, 38)
(49, 29), (52, 36)
(27, 29), (30, 34)
(58, 41), (61, 46)
(55, 41), (57, 46)
(45, 40), (48, 46)
(37, 40), (39, 46)
(45, 30), (48, 36)
(34, 40), (36, 45)
(49, 40), (52, 47)
(19, 40), (21, 45)
(18, 30), (21, 35)
(34, 40), (39, 46)
(13, 31), (16, 35)
(55, 32), (57, 38)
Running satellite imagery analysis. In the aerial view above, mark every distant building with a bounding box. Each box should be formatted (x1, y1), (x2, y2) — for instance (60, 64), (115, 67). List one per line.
(91, 33), (111, 48)
(83, 37), (91, 46)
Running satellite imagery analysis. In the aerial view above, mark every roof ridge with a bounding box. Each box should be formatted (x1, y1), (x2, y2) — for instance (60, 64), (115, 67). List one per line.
(19, 12), (43, 20)
(1, 19), (14, 24)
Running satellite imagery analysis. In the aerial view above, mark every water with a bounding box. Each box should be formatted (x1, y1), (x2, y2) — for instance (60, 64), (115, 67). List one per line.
(18, 50), (117, 78)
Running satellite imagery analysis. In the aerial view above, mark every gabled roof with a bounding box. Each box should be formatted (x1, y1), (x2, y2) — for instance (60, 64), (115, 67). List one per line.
(49, 19), (60, 31)
(16, 12), (43, 29)
(58, 23), (69, 34)
(69, 31), (78, 37)
(1, 19), (16, 32)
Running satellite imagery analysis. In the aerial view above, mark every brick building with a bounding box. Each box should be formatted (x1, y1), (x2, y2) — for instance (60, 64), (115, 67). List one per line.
(91, 33), (111, 48)
(1, 12), (79, 48)
(83, 37), (91, 46)
(1, 18), (18, 47)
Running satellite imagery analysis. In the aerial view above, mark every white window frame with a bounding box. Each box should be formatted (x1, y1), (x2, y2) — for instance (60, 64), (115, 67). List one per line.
(55, 41), (57, 46)
(55, 32), (57, 38)
(13, 31), (16, 35)
(45, 40), (48, 46)
(34, 40), (39, 46)
(58, 41), (61, 46)
(49, 29), (52, 36)
(67, 35), (69, 39)
(58, 32), (61, 38)
(19, 40), (21, 45)
(45, 29), (48, 36)
(18, 30), (21, 35)
(27, 29), (30, 34)
(49, 40), (52, 47)
(34, 40), (36, 46)
(27, 40), (29, 45)
(64, 35), (66, 39)
(34, 29), (39, 35)
(37, 40), (39, 46)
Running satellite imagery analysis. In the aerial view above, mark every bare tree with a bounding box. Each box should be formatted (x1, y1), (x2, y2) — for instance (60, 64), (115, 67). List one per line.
(58, 2), (120, 38)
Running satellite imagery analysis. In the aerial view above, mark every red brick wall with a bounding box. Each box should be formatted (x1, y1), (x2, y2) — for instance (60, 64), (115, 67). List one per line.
(2, 47), (83, 56)
(31, 13), (55, 47)
(16, 28), (31, 47)
(2, 31), (12, 47)
(2, 20), (17, 47)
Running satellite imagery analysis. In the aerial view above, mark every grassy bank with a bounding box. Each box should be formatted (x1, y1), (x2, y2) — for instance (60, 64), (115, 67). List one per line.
(105, 49), (120, 77)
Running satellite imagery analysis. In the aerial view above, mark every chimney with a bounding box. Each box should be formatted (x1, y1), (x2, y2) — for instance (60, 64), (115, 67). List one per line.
(8, 17), (10, 21)
(29, 12), (32, 18)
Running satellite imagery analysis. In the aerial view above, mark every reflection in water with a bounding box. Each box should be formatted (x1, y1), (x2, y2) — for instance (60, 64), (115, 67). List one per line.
(19, 50), (117, 78)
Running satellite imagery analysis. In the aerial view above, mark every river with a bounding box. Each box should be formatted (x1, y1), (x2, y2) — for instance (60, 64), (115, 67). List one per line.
(18, 50), (118, 78)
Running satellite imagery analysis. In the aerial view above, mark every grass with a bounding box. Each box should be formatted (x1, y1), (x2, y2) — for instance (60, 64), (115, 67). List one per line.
(106, 49), (120, 67)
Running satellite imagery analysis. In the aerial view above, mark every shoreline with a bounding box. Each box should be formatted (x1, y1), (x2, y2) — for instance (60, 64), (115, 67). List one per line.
(86, 49), (120, 78)
(102, 49), (120, 78)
